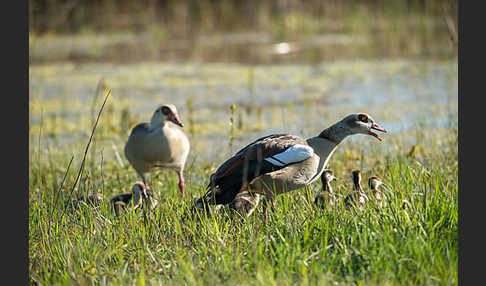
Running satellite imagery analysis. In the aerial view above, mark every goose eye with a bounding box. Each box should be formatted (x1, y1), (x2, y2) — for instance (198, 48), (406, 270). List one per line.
(358, 114), (368, 122)
(161, 107), (170, 115)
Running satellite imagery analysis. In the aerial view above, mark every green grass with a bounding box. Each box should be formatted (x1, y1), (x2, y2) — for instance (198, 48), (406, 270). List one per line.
(29, 58), (457, 285)
(29, 107), (457, 285)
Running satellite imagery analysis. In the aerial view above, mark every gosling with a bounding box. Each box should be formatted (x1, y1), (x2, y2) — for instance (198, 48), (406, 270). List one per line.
(369, 176), (386, 208)
(110, 182), (151, 216)
(314, 169), (338, 210)
(344, 170), (368, 210)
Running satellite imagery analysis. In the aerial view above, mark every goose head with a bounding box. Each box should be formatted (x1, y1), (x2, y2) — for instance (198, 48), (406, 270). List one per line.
(368, 176), (383, 190)
(321, 169), (338, 184)
(150, 104), (184, 127)
(339, 113), (387, 141)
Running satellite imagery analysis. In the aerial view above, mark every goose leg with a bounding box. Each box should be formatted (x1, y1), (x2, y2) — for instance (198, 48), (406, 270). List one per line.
(177, 171), (185, 197)
(262, 200), (268, 221)
(138, 173), (150, 198)
(138, 174), (154, 214)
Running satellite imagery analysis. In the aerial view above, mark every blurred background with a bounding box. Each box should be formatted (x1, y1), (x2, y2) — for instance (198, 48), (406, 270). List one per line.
(29, 0), (458, 175)
(29, 0), (457, 64)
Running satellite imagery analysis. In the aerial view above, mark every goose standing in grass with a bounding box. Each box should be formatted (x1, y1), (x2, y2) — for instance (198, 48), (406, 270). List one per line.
(195, 113), (387, 219)
(124, 104), (190, 197)
(314, 169), (338, 210)
(344, 170), (369, 210)
(110, 181), (152, 216)
(369, 176), (386, 208)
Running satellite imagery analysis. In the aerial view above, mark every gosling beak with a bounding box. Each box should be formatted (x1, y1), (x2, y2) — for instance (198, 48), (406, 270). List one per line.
(368, 122), (387, 141)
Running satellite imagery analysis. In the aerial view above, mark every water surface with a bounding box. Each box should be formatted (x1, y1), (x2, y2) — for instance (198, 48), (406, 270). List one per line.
(29, 59), (458, 164)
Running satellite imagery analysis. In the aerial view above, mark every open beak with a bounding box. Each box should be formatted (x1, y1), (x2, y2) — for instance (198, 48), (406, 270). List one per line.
(171, 114), (184, 127)
(368, 122), (387, 141)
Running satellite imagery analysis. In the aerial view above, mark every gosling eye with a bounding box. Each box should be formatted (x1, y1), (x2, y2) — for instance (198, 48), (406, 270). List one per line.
(358, 114), (368, 122)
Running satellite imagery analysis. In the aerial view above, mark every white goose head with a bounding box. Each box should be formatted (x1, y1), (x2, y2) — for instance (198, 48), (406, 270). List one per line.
(338, 113), (387, 141)
(150, 104), (184, 127)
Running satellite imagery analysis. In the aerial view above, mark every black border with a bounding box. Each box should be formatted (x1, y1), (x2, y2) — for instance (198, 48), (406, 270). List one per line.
(458, 1), (479, 285)
(4, 0), (29, 283)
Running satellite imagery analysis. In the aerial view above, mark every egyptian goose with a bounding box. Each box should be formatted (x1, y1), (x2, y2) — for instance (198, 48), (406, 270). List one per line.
(194, 113), (386, 219)
(110, 181), (148, 216)
(344, 170), (369, 210)
(124, 104), (190, 197)
(369, 176), (386, 208)
(314, 169), (338, 210)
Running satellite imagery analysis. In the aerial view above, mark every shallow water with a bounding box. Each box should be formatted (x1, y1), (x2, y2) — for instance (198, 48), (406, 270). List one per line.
(29, 59), (457, 163)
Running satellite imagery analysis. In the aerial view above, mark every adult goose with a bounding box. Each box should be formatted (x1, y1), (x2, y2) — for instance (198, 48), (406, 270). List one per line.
(195, 113), (386, 218)
(314, 169), (338, 210)
(369, 176), (386, 208)
(344, 170), (369, 210)
(124, 104), (190, 197)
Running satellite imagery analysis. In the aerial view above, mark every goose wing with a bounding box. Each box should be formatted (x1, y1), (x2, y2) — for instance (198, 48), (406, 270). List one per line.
(201, 133), (314, 205)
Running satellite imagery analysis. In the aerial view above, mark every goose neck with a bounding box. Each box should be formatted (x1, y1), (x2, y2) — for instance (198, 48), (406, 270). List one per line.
(318, 123), (351, 144)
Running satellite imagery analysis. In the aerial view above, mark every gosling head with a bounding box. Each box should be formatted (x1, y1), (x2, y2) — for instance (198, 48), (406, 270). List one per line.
(368, 176), (383, 190)
(321, 169), (338, 184)
(351, 170), (362, 190)
(133, 181), (152, 199)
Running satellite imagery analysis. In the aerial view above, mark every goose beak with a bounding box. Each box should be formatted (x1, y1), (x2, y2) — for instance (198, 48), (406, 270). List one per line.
(171, 114), (184, 127)
(368, 122), (387, 141)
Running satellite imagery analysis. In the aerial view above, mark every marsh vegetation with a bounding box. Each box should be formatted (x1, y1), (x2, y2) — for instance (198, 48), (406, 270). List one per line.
(29, 1), (457, 285)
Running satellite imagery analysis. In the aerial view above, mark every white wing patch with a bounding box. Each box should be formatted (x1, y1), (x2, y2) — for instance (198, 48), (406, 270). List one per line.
(264, 144), (314, 167)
